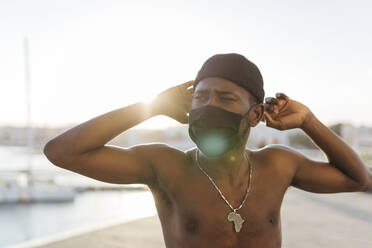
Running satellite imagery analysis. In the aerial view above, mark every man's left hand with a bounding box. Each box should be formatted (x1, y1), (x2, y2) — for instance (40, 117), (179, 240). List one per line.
(261, 93), (314, 130)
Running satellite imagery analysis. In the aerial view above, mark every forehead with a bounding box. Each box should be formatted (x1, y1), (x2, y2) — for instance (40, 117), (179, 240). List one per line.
(195, 77), (251, 98)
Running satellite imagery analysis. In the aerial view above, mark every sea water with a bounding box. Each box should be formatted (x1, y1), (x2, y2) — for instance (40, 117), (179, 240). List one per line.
(0, 146), (157, 247)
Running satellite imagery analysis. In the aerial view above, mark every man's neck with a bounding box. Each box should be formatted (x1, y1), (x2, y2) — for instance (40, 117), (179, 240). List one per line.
(196, 146), (250, 183)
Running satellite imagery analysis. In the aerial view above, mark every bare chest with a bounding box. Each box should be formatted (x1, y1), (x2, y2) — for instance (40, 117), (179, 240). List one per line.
(150, 154), (289, 247)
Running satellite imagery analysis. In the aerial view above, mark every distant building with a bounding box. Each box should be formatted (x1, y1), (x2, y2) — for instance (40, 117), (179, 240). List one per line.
(0, 125), (72, 151)
(1, 122), (371, 154)
(341, 124), (372, 153)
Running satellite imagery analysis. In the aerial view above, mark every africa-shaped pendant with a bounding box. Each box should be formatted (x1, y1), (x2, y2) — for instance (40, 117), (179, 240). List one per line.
(227, 211), (245, 232)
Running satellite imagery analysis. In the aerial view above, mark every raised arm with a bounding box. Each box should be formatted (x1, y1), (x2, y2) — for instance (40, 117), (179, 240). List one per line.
(263, 93), (371, 193)
(295, 113), (371, 192)
(43, 81), (194, 185)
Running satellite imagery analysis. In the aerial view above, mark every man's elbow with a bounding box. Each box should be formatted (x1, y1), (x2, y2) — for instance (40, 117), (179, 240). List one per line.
(43, 140), (69, 168)
(361, 184), (372, 192)
(43, 140), (57, 161)
(359, 177), (372, 192)
(366, 178), (372, 192)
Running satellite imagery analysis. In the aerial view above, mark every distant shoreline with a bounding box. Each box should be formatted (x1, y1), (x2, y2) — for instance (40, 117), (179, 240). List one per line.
(1, 190), (157, 247)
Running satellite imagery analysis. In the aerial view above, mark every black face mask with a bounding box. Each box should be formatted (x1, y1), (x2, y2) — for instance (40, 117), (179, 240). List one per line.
(188, 105), (253, 158)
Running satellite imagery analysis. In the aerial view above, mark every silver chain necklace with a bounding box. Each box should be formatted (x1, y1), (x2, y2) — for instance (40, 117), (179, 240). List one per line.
(195, 149), (253, 232)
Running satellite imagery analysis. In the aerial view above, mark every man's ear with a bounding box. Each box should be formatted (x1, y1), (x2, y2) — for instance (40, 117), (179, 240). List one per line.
(249, 103), (264, 127)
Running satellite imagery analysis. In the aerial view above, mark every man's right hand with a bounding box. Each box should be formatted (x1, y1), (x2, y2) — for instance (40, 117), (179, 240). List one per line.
(152, 80), (195, 124)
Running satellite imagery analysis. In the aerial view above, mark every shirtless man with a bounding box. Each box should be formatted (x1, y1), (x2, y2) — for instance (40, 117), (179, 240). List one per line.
(43, 53), (372, 247)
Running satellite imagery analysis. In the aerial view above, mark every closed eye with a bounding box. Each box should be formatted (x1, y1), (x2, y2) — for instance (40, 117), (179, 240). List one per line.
(221, 97), (236, 101)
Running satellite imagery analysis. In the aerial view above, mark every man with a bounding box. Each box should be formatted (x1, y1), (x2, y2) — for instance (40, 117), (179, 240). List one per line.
(44, 53), (372, 247)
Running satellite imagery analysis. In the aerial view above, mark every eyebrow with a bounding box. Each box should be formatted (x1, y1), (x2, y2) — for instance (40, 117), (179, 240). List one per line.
(195, 89), (239, 98)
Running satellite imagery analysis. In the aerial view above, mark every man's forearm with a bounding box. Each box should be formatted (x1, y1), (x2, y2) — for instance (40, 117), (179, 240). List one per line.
(45, 101), (159, 157)
(301, 113), (371, 188)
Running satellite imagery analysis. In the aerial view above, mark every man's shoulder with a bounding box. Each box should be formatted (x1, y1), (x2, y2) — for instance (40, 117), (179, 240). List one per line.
(253, 144), (300, 157)
(137, 142), (182, 153)
(251, 144), (301, 172)
(139, 143), (194, 165)
(145, 144), (196, 187)
(251, 144), (303, 187)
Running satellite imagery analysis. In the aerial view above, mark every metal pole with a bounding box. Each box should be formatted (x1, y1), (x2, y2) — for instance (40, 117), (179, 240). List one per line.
(24, 37), (33, 187)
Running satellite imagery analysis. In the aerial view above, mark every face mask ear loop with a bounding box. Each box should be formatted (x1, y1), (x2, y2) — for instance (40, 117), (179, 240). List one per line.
(243, 103), (256, 126)
(238, 106), (252, 138)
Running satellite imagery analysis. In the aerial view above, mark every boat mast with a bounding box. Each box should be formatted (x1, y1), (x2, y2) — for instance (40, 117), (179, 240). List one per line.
(24, 37), (33, 187)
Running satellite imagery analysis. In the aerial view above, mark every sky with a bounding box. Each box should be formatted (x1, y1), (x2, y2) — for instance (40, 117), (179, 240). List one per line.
(1, 0), (371, 129)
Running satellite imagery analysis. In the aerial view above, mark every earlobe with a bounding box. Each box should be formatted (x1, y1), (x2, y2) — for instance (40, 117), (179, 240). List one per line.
(248, 104), (264, 127)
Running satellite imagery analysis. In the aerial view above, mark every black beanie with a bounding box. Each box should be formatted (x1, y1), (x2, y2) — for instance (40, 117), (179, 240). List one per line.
(193, 53), (265, 103)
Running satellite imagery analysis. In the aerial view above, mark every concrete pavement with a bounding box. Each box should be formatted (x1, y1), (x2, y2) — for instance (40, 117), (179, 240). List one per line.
(36, 188), (372, 248)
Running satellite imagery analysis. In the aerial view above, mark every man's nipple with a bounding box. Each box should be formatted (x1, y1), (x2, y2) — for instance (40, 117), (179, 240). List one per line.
(185, 217), (200, 234)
